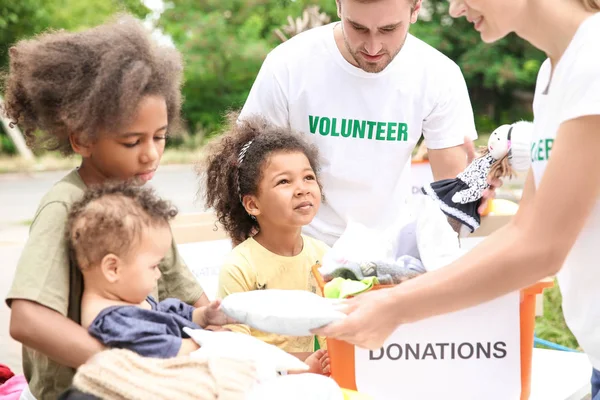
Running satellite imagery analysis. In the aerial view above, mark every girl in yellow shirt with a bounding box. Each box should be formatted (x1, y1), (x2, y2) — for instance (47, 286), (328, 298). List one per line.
(201, 112), (330, 375)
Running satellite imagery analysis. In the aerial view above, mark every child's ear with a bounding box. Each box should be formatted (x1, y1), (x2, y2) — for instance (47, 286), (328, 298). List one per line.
(243, 195), (261, 219)
(100, 254), (121, 283)
(69, 133), (93, 158)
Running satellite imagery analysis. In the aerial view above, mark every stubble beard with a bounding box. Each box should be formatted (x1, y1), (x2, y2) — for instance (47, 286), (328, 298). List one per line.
(342, 29), (407, 73)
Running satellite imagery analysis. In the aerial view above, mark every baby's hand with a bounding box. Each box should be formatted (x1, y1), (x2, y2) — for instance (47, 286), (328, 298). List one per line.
(194, 300), (237, 328)
(305, 349), (330, 375)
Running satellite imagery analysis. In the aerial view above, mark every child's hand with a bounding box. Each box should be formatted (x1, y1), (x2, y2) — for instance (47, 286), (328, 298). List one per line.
(195, 300), (237, 328)
(304, 349), (330, 375)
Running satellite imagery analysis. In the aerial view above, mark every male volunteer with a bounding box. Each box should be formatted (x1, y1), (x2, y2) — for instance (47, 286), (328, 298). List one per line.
(240, 0), (484, 246)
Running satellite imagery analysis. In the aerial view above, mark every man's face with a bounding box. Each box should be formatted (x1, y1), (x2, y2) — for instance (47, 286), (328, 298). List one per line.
(337, 0), (420, 73)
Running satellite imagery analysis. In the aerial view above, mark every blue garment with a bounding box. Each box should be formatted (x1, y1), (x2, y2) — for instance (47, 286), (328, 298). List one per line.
(592, 368), (600, 400)
(88, 296), (201, 358)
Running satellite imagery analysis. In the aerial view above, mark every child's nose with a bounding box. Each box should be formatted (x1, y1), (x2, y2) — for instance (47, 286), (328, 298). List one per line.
(296, 182), (310, 196)
(141, 143), (160, 164)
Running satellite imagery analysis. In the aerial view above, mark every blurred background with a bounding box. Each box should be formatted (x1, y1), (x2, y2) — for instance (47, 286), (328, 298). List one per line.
(0, 0), (546, 165)
(0, 0), (577, 372)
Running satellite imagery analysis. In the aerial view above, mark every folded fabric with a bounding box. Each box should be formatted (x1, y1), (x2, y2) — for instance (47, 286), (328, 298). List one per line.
(184, 327), (309, 380)
(70, 348), (257, 400)
(0, 375), (32, 400)
(324, 277), (378, 299)
(319, 257), (425, 285)
(219, 289), (346, 337)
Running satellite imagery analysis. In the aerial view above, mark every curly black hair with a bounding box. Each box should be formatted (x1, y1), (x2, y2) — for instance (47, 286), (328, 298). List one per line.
(200, 112), (322, 244)
(67, 181), (178, 270)
(1, 13), (183, 155)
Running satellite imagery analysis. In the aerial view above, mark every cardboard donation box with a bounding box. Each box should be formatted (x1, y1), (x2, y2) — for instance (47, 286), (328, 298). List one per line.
(312, 265), (552, 400)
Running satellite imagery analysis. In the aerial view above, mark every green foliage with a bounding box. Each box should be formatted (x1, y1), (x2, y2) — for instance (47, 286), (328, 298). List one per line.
(412, 0), (546, 132)
(0, 134), (17, 155)
(43, 0), (149, 32)
(0, 0), (51, 68)
(159, 0), (337, 135)
(0, 0), (149, 154)
(535, 281), (580, 350)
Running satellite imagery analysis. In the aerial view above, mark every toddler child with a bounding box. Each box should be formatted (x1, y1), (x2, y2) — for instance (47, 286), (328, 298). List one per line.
(67, 182), (233, 358)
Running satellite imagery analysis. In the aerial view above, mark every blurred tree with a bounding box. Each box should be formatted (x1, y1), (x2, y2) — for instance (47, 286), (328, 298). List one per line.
(0, 0), (149, 155)
(1, 0), (548, 152)
(412, 0), (546, 131)
(0, 0), (50, 68)
(159, 0), (337, 135)
(0, 0), (149, 68)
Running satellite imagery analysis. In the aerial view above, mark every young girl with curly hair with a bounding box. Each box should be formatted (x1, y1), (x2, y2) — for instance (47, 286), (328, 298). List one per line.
(202, 112), (331, 375)
(3, 14), (212, 399)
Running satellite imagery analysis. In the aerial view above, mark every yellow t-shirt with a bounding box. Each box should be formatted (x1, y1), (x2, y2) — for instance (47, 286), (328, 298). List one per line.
(217, 235), (329, 353)
(5, 169), (205, 400)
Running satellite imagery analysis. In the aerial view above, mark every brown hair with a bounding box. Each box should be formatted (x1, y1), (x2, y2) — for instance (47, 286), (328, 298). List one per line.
(580, 0), (600, 11)
(200, 112), (322, 244)
(476, 147), (515, 181)
(67, 181), (178, 270)
(2, 13), (184, 156)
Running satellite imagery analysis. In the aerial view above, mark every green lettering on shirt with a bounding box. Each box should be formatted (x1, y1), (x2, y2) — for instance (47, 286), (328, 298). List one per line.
(309, 115), (319, 134)
(397, 123), (408, 141)
(331, 118), (341, 137)
(307, 115), (410, 142)
(319, 117), (331, 136)
(367, 121), (376, 140)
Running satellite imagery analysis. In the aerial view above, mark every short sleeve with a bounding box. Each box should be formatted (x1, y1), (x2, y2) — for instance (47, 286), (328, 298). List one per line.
(88, 306), (185, 359)
(423, 63), (477, 149)
(559, 54), (600, 124)
(155, 298), (195, 321)
(217, 259), (256, 335)
(5, 202), (71, 315)
(157, 236), (204, 305)
(238, 53), (290, 128)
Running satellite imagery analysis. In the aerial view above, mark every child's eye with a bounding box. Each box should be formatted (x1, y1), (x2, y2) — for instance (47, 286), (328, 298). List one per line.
(277, 179), (289, 185)
(155, 134), (169, 142)
(123, 140), (140, 148)
(305, 175), (316, 181)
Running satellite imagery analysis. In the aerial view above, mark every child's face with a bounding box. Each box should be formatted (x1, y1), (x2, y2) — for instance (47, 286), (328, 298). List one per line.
(251, 151), (321, 230)
(76, 95), (168, 184)
(114, 224), (172, 304)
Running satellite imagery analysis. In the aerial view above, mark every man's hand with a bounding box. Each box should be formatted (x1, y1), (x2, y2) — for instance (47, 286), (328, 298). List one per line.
(312, 289), (401, 350)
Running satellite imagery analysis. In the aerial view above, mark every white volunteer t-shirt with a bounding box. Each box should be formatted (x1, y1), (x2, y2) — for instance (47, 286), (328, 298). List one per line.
(240, 23), (477, 246)
(531, 12), (600, 369)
